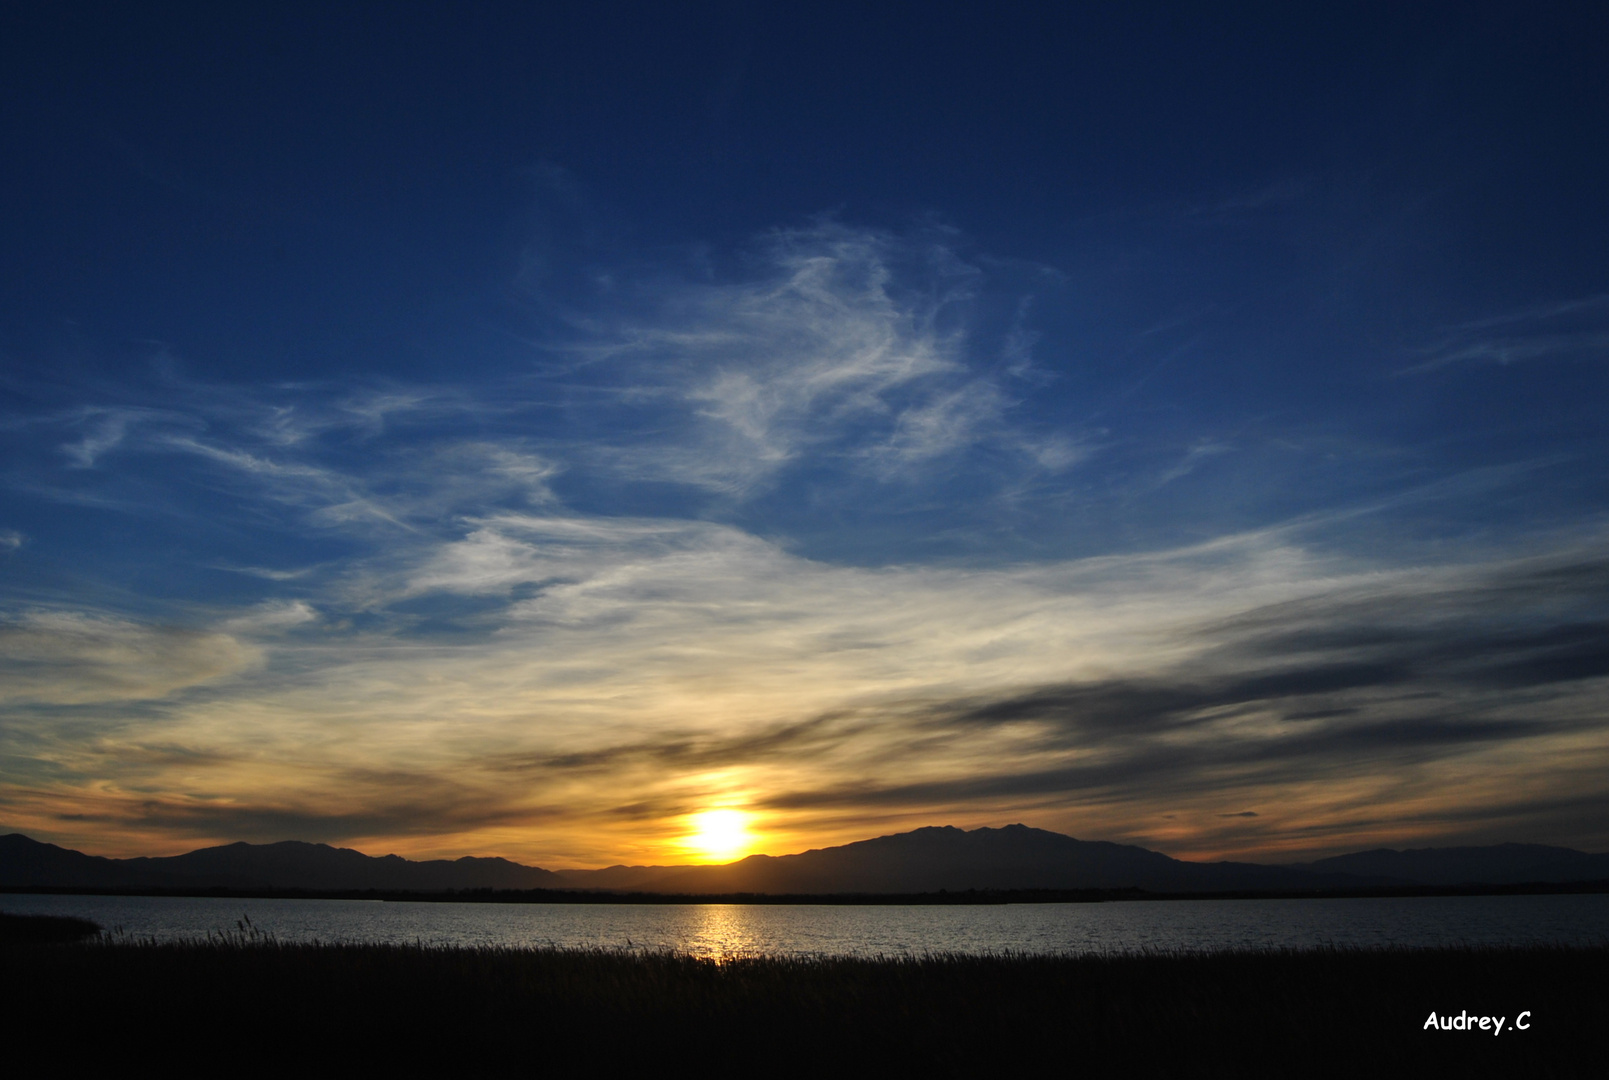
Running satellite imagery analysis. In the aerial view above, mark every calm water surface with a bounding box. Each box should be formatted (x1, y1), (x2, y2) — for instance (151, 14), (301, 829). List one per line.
(7, 892), (1609, 957)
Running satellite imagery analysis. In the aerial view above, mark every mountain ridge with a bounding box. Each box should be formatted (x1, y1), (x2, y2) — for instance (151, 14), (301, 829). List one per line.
(0, 833), (564, 891)
(6, 825), (1609, 895)
(1291, 842), (1609, 887)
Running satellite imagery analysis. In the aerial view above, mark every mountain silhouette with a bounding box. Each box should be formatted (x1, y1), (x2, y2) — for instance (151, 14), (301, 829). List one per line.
(1292, 843), (1609, 886)
(0, 833), (562, 891)
(4, 826), (1607, 895)
(549, 825), (1376, 893)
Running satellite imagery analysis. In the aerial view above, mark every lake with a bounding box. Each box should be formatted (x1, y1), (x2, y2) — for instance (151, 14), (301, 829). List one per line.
(7, 892), (1609, 957)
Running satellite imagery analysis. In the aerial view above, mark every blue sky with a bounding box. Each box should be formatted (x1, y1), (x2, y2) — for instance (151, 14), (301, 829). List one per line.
(3, 2), (1608, 865)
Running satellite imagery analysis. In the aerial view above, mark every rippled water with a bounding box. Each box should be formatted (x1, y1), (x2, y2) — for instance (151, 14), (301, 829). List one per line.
(6, 892), (1608, 957)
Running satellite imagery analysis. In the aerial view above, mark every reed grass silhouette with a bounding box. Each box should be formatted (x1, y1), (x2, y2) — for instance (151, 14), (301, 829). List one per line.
(3, 933), (1601, 1076)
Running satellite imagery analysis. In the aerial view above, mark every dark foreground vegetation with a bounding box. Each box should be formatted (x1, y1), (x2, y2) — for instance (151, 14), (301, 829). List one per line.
(3, 930), (1603, 1076)
(0, 911), (101, 944)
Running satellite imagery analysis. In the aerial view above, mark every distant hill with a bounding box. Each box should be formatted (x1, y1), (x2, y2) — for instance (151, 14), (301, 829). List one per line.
(1291, 843), (1609, 886)
(4, 826), (1607, 896)
(0, 833), (563, 891)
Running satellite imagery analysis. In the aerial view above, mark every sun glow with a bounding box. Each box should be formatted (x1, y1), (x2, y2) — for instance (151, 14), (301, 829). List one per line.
(683, 809), (755, 863)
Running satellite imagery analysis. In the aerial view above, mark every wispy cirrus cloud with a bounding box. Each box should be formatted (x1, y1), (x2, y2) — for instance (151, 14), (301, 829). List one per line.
(0, 609), (257, 705)
(543, 223), (1074, 495)
(5, 226), (1073, 540)
(1396, 293), (1609, 376)
(56, 406), (181, 468)
(60, 410), (133, 468)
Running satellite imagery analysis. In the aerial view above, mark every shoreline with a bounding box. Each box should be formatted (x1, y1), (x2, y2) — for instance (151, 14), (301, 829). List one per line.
(6, 878), (1609, 905)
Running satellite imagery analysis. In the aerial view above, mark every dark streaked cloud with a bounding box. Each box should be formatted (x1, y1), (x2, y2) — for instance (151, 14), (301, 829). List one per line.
(734, 546), (1609, 854)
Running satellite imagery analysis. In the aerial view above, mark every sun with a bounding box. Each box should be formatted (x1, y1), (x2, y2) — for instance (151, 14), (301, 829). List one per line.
(683, 809), (755, 863)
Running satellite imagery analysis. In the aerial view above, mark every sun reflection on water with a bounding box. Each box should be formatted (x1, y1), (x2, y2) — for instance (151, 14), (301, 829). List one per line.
(686, 904), (764, 962)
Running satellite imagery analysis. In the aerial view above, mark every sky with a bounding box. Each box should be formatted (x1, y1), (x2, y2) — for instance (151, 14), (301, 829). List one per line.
(3, 2), (1608, 867)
